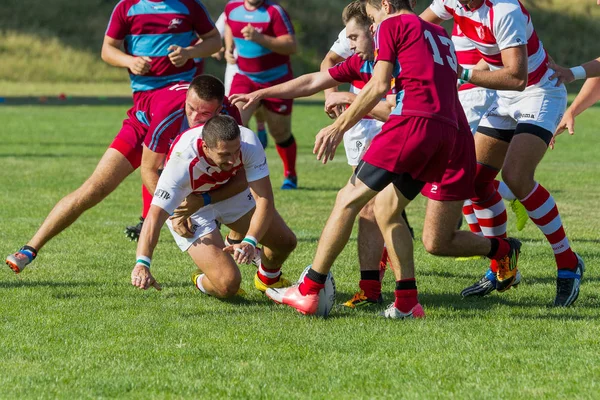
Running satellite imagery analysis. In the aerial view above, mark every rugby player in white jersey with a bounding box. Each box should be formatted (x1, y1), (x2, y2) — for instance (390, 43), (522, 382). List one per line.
(422, 0), (585, 306)
(130, 115), (296, 297)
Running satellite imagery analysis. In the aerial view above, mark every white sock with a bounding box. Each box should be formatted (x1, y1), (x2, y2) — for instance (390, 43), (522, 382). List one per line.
(498, 181), (516, 201)
(196, 273), (208, 294)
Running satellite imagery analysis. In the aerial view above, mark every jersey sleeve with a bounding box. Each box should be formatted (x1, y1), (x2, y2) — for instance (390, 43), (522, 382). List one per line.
(374, 19), (398, 64)
(188, 0), (216, 36)
(269, 4), (295, 37)
(328, 55), (361, 83)
(493, 4), (529, 50)
(143, 108), (185, 154)
(329, 28), (353, 59)
(429, 0), (453, 21)
(215, 12), (226, 37)
(105, 1), (129, 40)
(240, 128), (270, 182)
(151, 155), (194, 215)
(222, 97), (243, 125)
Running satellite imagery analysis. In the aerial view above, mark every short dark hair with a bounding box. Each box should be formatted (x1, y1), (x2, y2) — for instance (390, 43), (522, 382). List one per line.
(367, 0), (413, 11)
(343, 1), (371, 29)
(189, 75), (225, 105)
(203, 115), (241, 148)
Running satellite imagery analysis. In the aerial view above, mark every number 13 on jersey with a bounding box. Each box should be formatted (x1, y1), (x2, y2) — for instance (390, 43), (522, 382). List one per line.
(424, 30), (458, 73)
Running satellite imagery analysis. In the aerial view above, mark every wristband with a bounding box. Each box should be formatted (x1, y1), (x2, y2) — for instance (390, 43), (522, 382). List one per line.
(570, 66), (586, 80)
(136, 255), (151, 268)
(242, 236), (257, 248)
(461, 68), (473, 82)
(201, 192), (212, 206)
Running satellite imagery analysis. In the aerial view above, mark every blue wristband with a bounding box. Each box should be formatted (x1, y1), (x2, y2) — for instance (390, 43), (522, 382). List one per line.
(136, 256), (151, 268)
(201, 192), (212, 206)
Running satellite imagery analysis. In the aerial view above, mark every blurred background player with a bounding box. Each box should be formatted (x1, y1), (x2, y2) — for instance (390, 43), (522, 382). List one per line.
(224, 0), (299, 189)
(422, 0), (585, 306)
(98, 0), (220, 240)
(213, 11), (269, 148)
(5, 76), (241, 274)
(130, 115), (296, 297)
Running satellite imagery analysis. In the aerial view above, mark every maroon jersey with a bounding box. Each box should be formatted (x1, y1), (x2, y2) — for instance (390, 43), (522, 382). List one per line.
(375, 14), (460, 128)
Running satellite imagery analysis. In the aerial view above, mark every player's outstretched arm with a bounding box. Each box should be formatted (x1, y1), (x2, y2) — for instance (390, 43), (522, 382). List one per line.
(321, 51), (347, 118)
(314, 61), (393, 164)
(325, 92), (394, 122)
(551, 76), (600, 149)
(548, 57), (600, 86)
(229, 72), (340, 110)
(140, 146), (167, 196)
(101, 36), (151, 75)
(223, 176), (274, 265)
(131, 205), (169, 291)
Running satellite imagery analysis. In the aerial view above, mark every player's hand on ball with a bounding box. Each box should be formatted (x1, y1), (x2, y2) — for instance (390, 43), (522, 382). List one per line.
(168, 45), (190, 67)
(550, 111), (575, 150)
(131, 264), (162, 291)
(129, 56), (152, 75)
(223, 242), (255, 265)
(314, 124), (343, 164)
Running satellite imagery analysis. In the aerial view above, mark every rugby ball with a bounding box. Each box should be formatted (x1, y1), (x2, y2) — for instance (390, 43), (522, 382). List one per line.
(299, 265), (336, 317)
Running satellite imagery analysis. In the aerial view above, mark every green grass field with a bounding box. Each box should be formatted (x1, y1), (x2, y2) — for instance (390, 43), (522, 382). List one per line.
(0, 102), (599, 398)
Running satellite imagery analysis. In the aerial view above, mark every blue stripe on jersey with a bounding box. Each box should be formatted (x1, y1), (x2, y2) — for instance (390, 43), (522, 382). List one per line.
(130, 69), (195, 92)
(149, 109), (185, 151)
(267, 1), (294, 34)
(240, 64), (289, 84)
(360, 60), (374, 74)
(233, 37), (271, 59)
(390, 90), (405, 116)
(228, 5), (271, 23)
(125, 31), (195, 57)
(136, 110), (150, 126)
(127, 0), (190, 17)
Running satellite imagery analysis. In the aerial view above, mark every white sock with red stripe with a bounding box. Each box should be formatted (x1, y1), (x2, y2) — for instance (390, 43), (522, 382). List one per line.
(496, 181), (516, 201)
(463, 200), (483, 236)
(520, 183), (578, 270)
(472, 191), (507, 239)
(258, 264), (281, 285)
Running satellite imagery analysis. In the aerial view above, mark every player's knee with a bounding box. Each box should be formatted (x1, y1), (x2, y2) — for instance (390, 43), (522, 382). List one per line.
(501, 168), (532, 198)
(77, 180), (112, 207)
(213, 276), (241, 298)
(336, 186), (364, 213)
(359, 200), (376, 220)
(422, 232), (449, 256)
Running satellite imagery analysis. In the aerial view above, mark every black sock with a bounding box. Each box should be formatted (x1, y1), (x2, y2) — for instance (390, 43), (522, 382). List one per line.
(360, 270), (380, 281)
(226, 235), (242, 245)
(276, 134), (295, 148)
(20, 245), (38, 259)
(395, 279), (417, 291)
(487, 238), (499, 259)
(307, 268), (327, 284)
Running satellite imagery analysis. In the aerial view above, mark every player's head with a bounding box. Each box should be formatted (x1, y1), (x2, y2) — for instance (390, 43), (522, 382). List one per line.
(201, 115), (242, 172)
(245, 0), (264, 7)
(343, 1), (375, 60)
(365, 0), (416, 27)
(186, 75), (225, 128)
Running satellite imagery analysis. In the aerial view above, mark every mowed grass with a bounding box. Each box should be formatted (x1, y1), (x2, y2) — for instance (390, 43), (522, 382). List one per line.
(0, 102), (599, 399)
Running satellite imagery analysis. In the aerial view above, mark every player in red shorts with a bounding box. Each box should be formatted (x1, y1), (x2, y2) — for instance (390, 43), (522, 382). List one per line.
(224, 0), (299, 189)
(421, 0), (585, 306)
(5, 76), (242, 274)
(101, 0), (221, 238)
(263, 0), (522, 319)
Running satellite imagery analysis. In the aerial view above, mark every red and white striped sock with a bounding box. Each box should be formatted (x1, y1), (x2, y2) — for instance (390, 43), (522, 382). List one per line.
(472, 190), (507, 239)
(463, 200), (483, 236)
(257, 264), (281, 285)
(520, 183), (578, 270)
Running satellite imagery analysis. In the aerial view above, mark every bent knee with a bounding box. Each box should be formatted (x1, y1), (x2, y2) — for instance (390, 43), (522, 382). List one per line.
(422, 235), (450, 256)
(213, 277), (241, 298)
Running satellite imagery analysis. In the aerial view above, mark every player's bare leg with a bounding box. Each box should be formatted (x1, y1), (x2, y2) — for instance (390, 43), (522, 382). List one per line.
(188, 230), (242, 298)
(31, 148), (135, 251)
(373, 185), (413, 280)
(264, 110), (297, 189)
(254, 105), (269, 148)
(503, 132), (582, 306)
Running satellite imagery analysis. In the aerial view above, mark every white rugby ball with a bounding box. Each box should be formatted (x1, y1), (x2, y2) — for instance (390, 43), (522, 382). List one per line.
(299, 266), (336, 317)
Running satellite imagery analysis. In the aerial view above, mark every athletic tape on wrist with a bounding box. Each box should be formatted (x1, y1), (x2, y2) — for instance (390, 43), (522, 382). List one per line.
(201, 192), (212, 206)
(242, 236), (257, 248)
(570, 66), (587, 80)
(461, 68), (473, 82)
(136, 255), (151, 268)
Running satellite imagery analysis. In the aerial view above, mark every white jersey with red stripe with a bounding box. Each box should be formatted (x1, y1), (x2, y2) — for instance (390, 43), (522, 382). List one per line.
(152, 125), (269, 215)
(452, 23), (483, 92)
(430, 0), (549, 86)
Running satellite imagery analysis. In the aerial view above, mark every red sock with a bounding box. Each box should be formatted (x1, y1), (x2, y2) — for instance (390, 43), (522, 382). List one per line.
(142, 185), (153, 218)
(472, 190), (507, 239)
(299, 275), (324, 296)
(463, 200), (483, 236)
(394, 278), (418, 313)
(520, 183), (578, 270)
(275, 136), (297, 178)
(359, 279), (382, 301)
(488, 238), (510, 260)
(257, 264), (281, 285)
